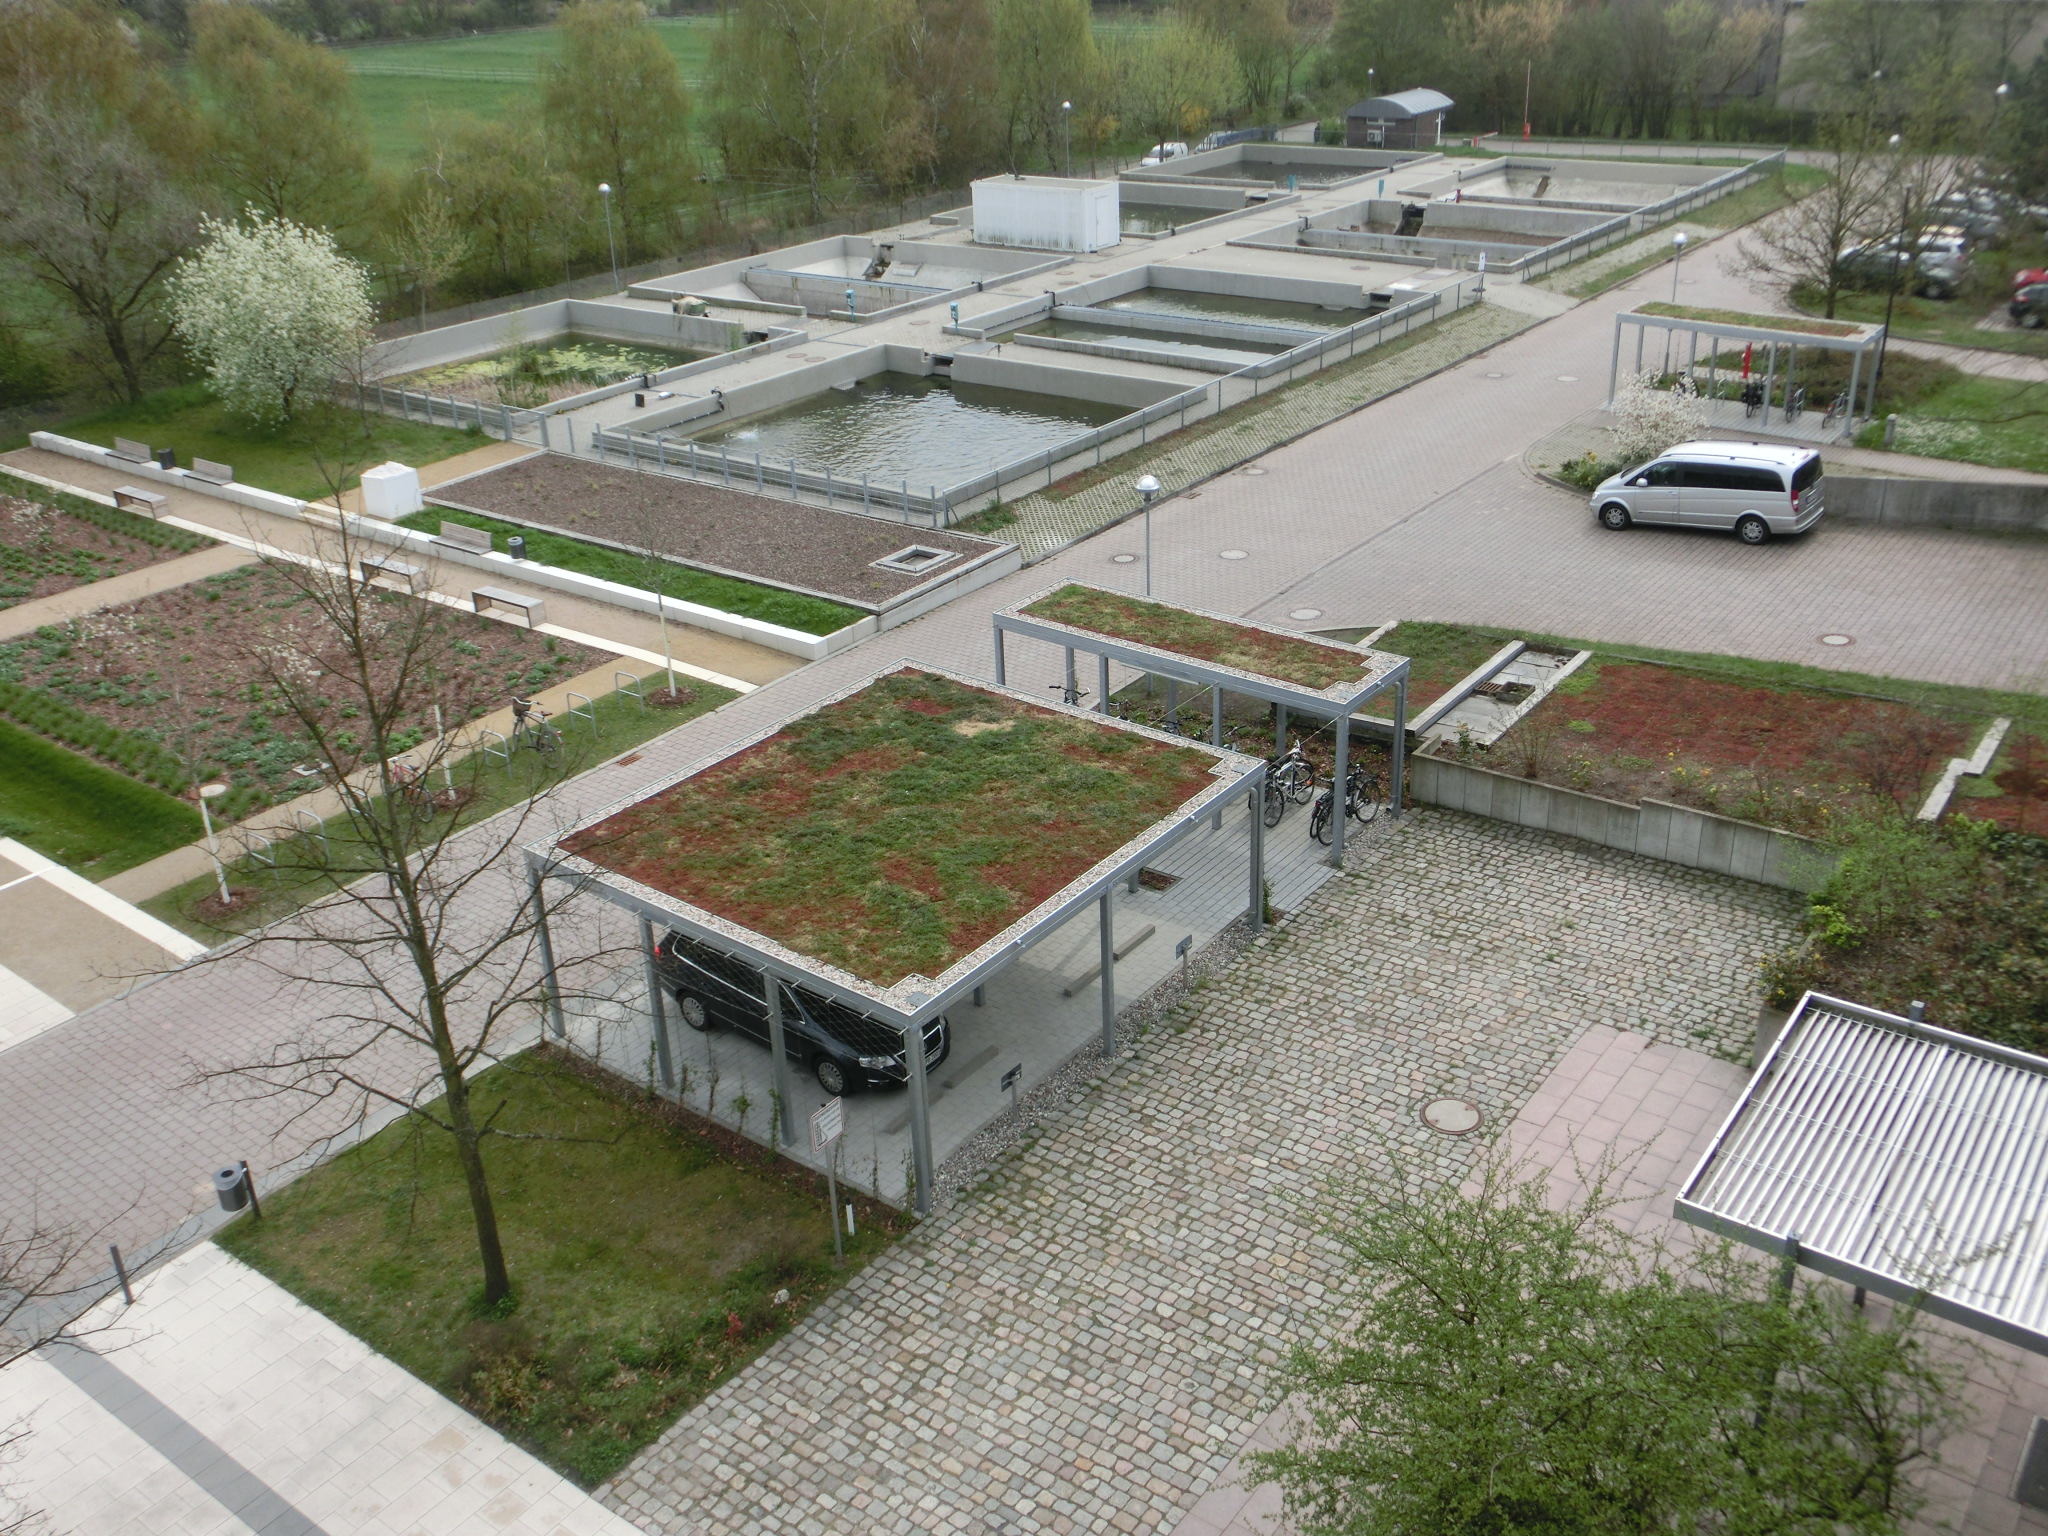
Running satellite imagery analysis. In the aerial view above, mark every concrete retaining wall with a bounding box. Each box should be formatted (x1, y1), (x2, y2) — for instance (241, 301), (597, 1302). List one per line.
(1831, 476), (2048, 534)
(1409, 753), (1834, 891)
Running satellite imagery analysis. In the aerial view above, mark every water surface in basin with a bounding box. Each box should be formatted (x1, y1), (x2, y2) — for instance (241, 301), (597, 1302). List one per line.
(1187, 160), (1365, 186)
(1022, 317), (1287, 370)
(1120, 203), (1229, 234)
(693, 372), (1125, 489)
(1094, 289), (1367, 331)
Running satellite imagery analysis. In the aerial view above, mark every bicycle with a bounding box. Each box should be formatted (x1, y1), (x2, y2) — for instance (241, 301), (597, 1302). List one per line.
(1310, 762), (1385, 846)
(386, 755), (438, 822)
(1784, 384), (1806, 422)
(1270, 738), (1317, 805)
(510, 696), (561, 757)
(1821, 389), (1852, 432)
(1048, 680), (1089, 707)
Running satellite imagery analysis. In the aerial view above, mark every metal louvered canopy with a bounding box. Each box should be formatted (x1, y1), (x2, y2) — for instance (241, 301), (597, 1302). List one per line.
(1677, 992), (2048, 1354)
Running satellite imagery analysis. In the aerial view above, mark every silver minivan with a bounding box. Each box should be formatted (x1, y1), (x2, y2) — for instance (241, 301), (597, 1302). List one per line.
(1590, 442), (1825, 544)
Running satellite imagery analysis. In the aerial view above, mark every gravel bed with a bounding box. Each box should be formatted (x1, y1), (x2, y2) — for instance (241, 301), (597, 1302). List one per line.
(429, 453), (1005, 607)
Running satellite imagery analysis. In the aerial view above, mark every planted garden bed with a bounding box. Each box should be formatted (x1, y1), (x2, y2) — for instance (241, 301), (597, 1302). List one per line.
(0, 474), (214, 609)
(1360, 622), (1514, 716)
(563, 669), (1219, 986)
(1021, 584), (1373, 691)
(0, 562), (601, 806)
(1480, 659), (1976, 835)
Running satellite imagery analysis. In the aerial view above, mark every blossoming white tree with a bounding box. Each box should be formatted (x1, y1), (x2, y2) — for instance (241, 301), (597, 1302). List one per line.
(1610, 369), (1706, 466)
(168, 211), (374, 424)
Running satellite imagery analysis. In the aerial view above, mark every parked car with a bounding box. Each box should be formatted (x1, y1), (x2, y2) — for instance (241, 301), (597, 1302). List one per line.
(1930, 189), (2005, 244)
(2012, 282), (2048, 330)
(2013, 267), (2048, 292)
(1139, 141), (1190, 166)
(1838, 231), (1968, 299)
(654, 930), (951, 1095)
(1591, 443), (1825, 544)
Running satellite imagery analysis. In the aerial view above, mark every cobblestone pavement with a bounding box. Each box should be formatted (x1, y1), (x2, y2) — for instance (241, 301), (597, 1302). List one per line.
(599, 810), (1798, 1535)
(1004, 301), (1540, 560)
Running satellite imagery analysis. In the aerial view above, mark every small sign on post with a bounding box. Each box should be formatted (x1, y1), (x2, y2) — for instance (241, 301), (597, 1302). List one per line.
(809, 1097), (845, 1262)
(1000, 1063), (1023, 1122)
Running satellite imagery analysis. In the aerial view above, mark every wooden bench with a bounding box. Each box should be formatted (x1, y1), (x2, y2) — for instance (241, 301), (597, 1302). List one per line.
(111, 437), (151, 463)
(472, 586), (545, 628)
(188, 458), (234, 485)
(359, 554), (426, 594)
(111, 485), (168, 517)
(436, 520), (493, 554)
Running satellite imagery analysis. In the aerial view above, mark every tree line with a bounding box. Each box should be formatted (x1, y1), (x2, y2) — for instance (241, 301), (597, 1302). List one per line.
(2, 0), (2041, 415)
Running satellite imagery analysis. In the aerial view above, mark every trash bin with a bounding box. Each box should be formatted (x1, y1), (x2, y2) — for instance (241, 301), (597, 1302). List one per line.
(213, 1165), (248, 1212)
(156, 447), (176, 470)
(507, 535), (527, 561)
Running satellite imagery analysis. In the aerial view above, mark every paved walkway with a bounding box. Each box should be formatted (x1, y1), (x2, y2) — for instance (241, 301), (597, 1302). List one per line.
(0, 1241), (640, 1536)
(599, 811), (1797, 1534)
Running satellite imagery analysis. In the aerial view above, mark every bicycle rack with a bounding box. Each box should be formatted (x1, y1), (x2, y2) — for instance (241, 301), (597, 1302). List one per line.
(478, 729), (511, 768)
(239, 831), (279, 883)
(615, 671), (646, 710)
(565, 691), (597, 739)
(291, 808), (328, 855)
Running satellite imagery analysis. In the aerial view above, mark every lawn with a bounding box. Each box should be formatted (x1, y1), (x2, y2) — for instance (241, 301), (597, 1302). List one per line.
(55, 384), (485, 503)
(144, 677), (734, 941)
(336, 19), (717, 172)
(561, 668), (1220, 986)
(1, 470), (214, 609)
(397, 506), (863, 636)
(218, 1051), (898, 1487)
(1021, 584), (1374, 692)
(1852, 372), (2048, 473)
(0, 562), (603, 807)
(1789, 282), (2048, 359)
(0, 717), (202, 873)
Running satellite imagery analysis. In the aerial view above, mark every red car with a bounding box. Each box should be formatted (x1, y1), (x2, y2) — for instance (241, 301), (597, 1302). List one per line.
(2014, 268), (2048, 291)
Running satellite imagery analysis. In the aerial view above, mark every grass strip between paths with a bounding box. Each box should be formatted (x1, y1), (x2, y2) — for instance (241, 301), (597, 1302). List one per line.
(0, 717), (202, 873)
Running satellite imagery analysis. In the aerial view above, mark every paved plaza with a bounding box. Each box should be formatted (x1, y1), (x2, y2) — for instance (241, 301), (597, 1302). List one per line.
(598, 810), (1798, 1534)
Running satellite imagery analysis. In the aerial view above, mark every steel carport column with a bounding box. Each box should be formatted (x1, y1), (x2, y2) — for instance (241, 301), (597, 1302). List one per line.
(639, 915), (675, 1090)
(763, 971), (795, 1144)
(1247, 785), (1265, 933)
(530, 863), (567, 1039)
(905, 1015), (935, 1214)
(1390, 678), (1408, 816)
(1329, 703), (1351, 867)
(1099, 891), (1116, 1058)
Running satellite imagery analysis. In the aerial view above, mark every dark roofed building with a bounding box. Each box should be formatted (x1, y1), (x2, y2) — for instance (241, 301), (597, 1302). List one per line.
(1344, 88), (1454, 149)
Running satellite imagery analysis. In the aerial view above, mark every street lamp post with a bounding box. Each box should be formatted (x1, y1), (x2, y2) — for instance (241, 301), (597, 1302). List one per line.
(1136, 474), (1161, 596)
(1873, 134), (1909, 406)
(598, 182), (620, 293)
(1664, 232), (1687, 373)
(197, 782), (230, 906)
(1062, 100), (1073, 178)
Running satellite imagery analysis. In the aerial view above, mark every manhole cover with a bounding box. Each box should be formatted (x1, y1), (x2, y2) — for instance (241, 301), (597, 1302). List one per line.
(1422, 1098), (1483, 1135)
(1818, 633), (1855, 647)
(1112, 553), (1137, 564)
(1243, 466), (1268, 476)
(1288, 607), (1323, 621)
(1220, 549), (1249, 560)
(1485, 371), (1506, 379)
(1556, 374), (1578, 382)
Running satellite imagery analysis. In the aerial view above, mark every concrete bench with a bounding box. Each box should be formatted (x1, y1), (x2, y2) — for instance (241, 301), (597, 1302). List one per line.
(111, 437), (151, 463)
(436, 520), (493, 554)
(359, 554), (426, 594)
(472, 586), (545, 628)
(188, 458), (234, 485)
(111, 485), (168, 517)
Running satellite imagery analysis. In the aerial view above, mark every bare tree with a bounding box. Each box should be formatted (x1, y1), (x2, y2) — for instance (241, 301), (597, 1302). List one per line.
(182, 524), (614, 1309)
(1733, 116), (1892, 318)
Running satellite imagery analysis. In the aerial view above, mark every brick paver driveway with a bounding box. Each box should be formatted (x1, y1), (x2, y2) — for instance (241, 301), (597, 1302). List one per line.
(600, 811), (1797, 1535)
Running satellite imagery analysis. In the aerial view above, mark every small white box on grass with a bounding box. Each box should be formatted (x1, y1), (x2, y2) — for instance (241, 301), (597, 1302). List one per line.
(359, 461), (423, 519)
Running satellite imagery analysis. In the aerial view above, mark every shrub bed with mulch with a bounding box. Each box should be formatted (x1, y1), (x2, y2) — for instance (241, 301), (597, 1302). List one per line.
(0, 473), (215, 610)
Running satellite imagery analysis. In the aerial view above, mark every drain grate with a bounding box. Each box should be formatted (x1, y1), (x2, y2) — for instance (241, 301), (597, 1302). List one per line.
(873, 544), (958, 576)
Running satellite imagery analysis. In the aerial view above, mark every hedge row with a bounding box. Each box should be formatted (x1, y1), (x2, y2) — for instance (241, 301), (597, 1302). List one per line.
(0, 678), (192, 794)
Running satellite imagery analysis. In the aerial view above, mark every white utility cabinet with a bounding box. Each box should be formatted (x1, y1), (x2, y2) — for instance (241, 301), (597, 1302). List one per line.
(972, 176), (1121, 253)
(359, 461), (424, 519)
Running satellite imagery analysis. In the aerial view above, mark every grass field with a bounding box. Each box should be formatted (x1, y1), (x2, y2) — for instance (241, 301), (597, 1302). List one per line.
(56, 385), (485, 502)
(337, 19), (716, 171)
(1854, 372), (2048, 472)
(219, 1052), (901, 1486)
(1789, 282), (2048, 359)
(0, 718), (203, 873)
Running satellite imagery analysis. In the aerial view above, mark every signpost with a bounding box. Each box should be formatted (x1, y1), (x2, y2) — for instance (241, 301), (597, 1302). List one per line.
(810, 1097), (845, 1262)
(1000, 1063), (1023, 1122)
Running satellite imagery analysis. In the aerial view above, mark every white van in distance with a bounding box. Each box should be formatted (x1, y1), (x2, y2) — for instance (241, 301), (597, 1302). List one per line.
(1590, 442), (1825, 544)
